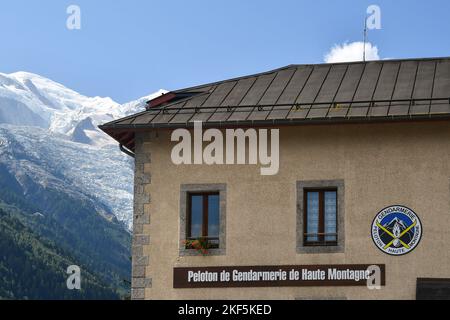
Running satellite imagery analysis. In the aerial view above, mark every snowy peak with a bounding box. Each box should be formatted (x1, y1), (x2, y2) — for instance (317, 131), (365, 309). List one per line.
(119, 89), (167, 115)
(10, 71), (118, 110)
(385, 217), (408, 230)
(71, 117), (97, 144)
(0, 71), (167, 146)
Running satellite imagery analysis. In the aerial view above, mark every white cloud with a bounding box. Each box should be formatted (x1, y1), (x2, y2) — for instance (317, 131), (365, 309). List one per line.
(324, 41), (380, 63)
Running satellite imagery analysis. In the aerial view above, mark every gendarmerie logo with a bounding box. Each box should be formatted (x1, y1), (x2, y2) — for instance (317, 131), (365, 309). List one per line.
(371, 205), (422, 256)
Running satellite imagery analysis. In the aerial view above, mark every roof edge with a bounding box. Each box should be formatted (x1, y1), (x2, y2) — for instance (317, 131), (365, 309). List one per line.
(163, 56), (450, 96)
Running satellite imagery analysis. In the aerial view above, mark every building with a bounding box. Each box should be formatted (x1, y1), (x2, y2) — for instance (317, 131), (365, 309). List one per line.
(100, 57), (450, 300)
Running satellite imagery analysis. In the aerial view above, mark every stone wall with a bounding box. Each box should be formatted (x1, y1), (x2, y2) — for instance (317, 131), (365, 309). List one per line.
(131, 133), (152, 300)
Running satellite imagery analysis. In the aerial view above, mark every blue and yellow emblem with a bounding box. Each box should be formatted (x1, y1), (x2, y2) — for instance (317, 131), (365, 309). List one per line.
(371, 205), (422, 256)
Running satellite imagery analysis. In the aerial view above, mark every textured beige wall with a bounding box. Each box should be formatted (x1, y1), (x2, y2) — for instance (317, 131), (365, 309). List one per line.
(139, 121), (450, 300)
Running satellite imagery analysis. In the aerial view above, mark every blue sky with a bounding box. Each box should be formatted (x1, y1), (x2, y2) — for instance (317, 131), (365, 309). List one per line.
(1, 0), (449, 103)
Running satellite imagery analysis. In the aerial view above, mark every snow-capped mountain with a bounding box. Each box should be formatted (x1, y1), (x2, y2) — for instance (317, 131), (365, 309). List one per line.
(0, 71), (167, 229)
(0, 71), (166, 146)
(384, 217), (408, 230)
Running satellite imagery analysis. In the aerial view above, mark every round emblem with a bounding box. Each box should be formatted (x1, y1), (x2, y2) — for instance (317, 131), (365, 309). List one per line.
(371, 205), (422, 256)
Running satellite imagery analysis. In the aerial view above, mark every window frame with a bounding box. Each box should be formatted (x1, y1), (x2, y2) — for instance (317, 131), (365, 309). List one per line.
(303, 188), (338, 247)
(186, 192), (220, 249)
(297, 180), (345, 254)
(180, 184), (226, 256)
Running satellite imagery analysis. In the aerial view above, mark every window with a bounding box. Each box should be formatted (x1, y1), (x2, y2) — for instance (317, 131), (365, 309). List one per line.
(180, 184), (226, 256)
(304, 189), (337, 246)
(187, 193), (220, 249)
(297, 180), (344, 253)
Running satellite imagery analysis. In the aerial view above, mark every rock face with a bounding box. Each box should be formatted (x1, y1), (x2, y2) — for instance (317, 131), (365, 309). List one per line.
(71, 117), (97, 145)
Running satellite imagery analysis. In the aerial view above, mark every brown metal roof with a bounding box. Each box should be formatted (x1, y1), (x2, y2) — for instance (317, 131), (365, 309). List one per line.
(100, 57), (450, 151)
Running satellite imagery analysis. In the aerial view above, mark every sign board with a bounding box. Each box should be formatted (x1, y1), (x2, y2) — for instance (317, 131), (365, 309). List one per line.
(173, 264), (385, 288)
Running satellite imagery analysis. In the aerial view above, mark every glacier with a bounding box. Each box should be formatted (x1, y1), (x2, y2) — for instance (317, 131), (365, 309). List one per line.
(0, 71), (167, 229)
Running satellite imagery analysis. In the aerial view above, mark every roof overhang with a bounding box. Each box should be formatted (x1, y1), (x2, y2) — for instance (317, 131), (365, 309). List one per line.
(99, 114), (450, 153)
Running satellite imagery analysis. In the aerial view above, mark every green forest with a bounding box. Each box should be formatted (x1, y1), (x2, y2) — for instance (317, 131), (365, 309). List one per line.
(0, 207), (121, 299)
(0, 164), (131, 300)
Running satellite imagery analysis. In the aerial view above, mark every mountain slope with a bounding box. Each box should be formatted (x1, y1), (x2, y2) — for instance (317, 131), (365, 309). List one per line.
(0, 148), (132, 299)
(0, 71), (166, 299)
(0, 206), (123, 300)
(0, 71), (166, 227)
(0, 125), (134, 228)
